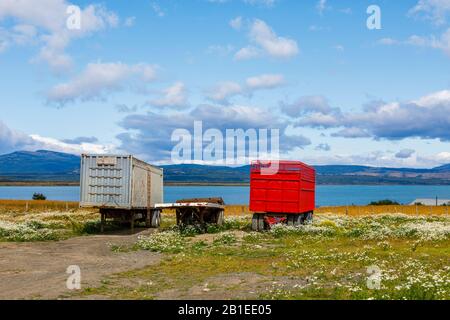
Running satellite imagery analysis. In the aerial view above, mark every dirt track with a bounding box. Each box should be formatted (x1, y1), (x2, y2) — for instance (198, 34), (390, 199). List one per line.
(0, 229), (161, 299)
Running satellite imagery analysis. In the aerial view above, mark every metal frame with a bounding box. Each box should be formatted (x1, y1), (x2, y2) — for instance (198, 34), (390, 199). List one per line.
(155, 202), (225, 210)
(155, 202), (225, 226)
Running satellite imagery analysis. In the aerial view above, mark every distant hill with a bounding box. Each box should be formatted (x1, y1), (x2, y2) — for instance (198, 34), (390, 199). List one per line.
(434, 164), (450, 172)
(0, 150), (79, 182)
(161, 164), (250, 184)
(0, 150), (450, 185)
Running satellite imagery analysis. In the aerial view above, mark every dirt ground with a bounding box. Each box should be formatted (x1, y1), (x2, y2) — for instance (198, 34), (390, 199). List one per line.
(0, 228), (162, 299)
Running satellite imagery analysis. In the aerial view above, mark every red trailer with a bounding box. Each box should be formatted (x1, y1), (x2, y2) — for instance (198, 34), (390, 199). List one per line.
(250, 160), (316, 231)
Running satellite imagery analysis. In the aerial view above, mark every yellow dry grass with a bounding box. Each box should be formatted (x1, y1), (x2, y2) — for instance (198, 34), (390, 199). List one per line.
(0, 200), (448, 217)
(0, 200), (79, 211)
(223, 204), (449, 216)
(316, 205), (449, 216)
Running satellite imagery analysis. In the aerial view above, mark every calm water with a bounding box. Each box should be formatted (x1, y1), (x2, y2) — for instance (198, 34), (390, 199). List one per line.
(0, 185), (449, 206)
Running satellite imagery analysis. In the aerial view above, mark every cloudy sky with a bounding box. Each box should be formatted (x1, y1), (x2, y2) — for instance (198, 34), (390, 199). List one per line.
(0, 0), (450, 168)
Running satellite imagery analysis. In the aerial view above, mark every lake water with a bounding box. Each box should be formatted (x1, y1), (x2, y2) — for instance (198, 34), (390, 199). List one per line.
(0, 185), (449, 206)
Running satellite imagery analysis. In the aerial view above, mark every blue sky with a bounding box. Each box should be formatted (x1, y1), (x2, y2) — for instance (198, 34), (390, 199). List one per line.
(0, 0), (449, 168)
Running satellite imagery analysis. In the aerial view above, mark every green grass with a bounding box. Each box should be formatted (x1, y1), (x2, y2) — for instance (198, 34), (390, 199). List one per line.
(0, 208), (121, 242)
(77, 214), (450, 300)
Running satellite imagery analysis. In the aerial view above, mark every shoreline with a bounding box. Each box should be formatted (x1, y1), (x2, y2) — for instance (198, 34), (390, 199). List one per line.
(1, 181), (450, 187)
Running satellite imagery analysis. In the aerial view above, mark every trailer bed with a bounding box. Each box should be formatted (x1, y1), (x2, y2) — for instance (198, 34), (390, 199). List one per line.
(155, 198), (225, 226)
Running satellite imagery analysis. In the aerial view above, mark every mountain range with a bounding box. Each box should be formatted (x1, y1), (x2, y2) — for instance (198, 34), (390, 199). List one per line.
(0, 150), (450, 185)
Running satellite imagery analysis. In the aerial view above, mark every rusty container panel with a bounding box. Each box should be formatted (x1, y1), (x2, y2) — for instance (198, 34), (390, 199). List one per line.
(80, 154), (163, 209)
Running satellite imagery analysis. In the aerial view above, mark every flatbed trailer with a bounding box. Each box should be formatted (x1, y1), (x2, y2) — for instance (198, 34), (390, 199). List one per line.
(155, 198), (225, 226)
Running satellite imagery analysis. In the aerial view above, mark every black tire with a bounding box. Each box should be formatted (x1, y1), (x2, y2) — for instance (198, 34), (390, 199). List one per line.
(305, 212), (313, 224)
(251, 214), (259, 231)
(287, 215), (294, 226)
(301, 212), (313, 224)
(151, 210), (161, 228)
(293, 214), (302, 226)
(258, 215), (265, 231)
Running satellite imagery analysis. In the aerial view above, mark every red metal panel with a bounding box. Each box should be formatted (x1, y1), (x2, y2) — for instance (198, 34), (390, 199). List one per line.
(249, 160), (316, 214)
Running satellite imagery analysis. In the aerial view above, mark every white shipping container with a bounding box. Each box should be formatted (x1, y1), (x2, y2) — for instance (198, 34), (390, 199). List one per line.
(80, 154), (163, 209)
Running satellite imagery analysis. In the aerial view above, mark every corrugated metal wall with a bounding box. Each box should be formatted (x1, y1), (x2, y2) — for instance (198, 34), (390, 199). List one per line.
(80, 155), (164, 209)
(149, 170), (164, 206)
(131, 164), (148, 208)
(80, 155), (132, 208)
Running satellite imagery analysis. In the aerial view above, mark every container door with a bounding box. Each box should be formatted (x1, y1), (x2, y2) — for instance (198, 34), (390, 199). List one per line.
(80, 155), (132, 208)
(131, 165), (148, 208)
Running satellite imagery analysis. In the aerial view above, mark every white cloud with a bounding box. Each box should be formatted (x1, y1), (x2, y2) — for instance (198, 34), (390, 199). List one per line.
(245, 74), (284, 90)
(207, 74), (284, 103)
(208, 0), (276, 6)
(378, 29), (450, 57)
(234, 19), (299, 60)
(288, 90), (450, 142)
(0, 0), (118, 71)
(151, 2), (165, 17)
(0, 121), (112, 155)
(281, 95), (334, 117)
(62, 136), (98, 144)
(243, 0), (276, 6)
(377, 38), (399, 45)
(331, 127), (371, 138)
(436, 151), (450, 162)
(407, 29), (450, 56)
(150, 82), (189, 108)
(234, 46), (260, 60)
(47, 62), (158, 105)
(206, 81), (243, 102)
(230, 16), (242, 30)
(298, 150), (419, 168)
(316, 0), (330, 15)
(0, 24), (38, 53)
(118, 103), (309, 162)
(409, 0), (450, 25)
(0, 121), (35, 154)
(249, 19), (299, 58)
(30, 134), (113, 154)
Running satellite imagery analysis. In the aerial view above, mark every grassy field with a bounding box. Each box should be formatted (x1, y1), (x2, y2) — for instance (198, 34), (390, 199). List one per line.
(0, 200), (449, 300)
(76, 214), (449, 300)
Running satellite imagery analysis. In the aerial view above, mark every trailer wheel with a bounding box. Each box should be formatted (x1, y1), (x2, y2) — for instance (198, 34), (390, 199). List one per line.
(287, 215), (295, 226)
(258, 214), (265, 231)
(252, 214), (266, 231)
(293, 214), (302, 226)
(251, 214), (259, 231)
(301, 212), (313, 224)
(151, 210), (161, 228)
(305, 211), (313, 224)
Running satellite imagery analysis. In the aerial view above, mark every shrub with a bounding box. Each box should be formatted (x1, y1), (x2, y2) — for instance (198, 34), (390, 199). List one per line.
(32, 193), (47, 200)
(0, 220), (60, 241)
(70, 219), (102, 234)
(176, 224), (203, 237)
(369, 199), (400, 206)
